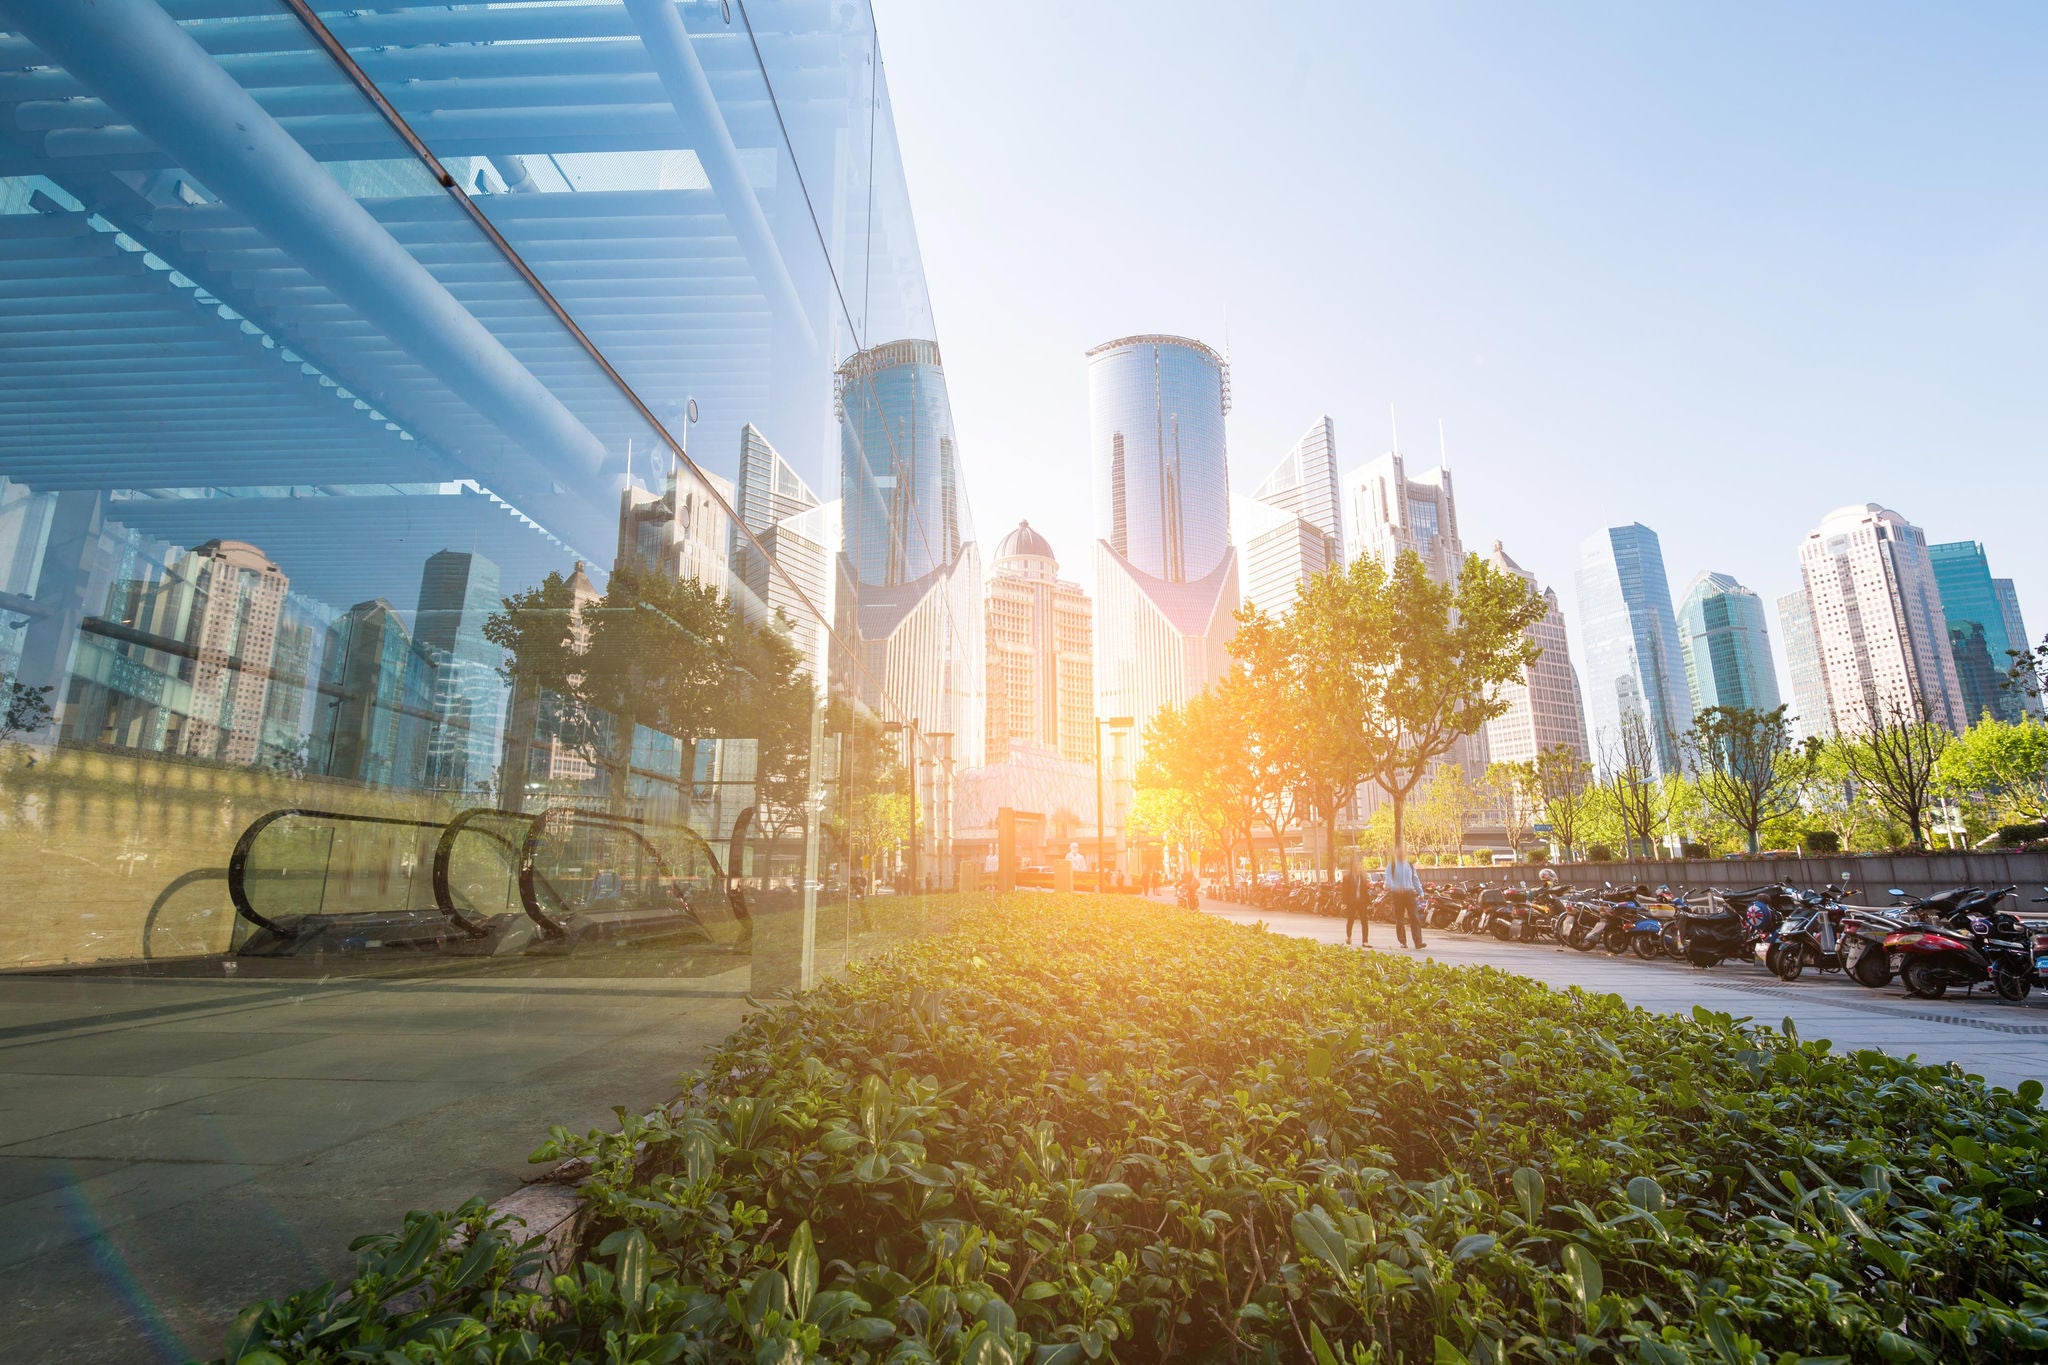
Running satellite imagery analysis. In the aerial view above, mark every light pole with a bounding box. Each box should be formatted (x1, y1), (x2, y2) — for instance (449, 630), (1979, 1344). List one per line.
(1095, 715), (1133, 892)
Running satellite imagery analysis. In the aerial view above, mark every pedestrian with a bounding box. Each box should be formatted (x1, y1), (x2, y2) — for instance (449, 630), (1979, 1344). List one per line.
(1340, 861), (1370, 947)
(1385, 853), (1426, 949)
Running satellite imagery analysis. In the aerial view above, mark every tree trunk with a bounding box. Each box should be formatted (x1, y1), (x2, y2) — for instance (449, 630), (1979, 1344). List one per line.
(1391, 791), (1406, 867)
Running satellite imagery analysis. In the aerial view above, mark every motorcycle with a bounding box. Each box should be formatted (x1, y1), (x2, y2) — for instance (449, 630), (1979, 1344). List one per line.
(1886, 915), (2032, 1002)
(1662, 893), (1755, 968)
(1758, 888), (1847, 981)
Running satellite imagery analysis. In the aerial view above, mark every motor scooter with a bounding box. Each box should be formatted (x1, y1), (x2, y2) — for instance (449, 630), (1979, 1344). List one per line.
(1885, 897), (2033, 1001)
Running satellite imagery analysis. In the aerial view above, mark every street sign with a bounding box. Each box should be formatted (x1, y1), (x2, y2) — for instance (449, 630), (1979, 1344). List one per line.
(1532, 823), (1553, 834)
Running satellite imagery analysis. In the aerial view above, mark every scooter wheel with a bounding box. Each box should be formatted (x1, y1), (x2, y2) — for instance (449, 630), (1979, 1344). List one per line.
(1901, 959), (1947, 1000)
(1773, 953), (1804, 983)
(1851, 952), (1891, 989)
(1995, 965), (2032, 1003)
(1632, 935), (1661, 960)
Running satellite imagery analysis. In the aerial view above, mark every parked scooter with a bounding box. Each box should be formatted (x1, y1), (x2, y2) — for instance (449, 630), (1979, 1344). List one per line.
(1885, 886), (2032, 1001)
(1758, 887), (1847, 981)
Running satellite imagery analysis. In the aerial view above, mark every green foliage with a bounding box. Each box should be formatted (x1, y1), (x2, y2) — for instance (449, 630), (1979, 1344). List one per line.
(1684, 705), (1801, 855)
(211, 896), (2048, 1363)
(1937, 717), (2048, 825)
(1802, 830), (1842, 855)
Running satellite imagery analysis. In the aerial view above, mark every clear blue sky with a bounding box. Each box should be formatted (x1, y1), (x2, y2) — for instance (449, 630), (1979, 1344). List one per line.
(875, 1), (2047, 677)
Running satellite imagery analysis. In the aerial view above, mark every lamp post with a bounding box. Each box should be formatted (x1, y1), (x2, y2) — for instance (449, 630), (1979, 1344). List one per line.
(1095, 715), (1134, 892)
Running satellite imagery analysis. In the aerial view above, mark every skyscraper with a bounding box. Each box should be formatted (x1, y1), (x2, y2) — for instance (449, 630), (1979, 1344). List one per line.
(1089, 335), (1232, 584)
(1340, 451), (1462, 584)
(1481, 542), (1588, 765)
(1253, 417), (1342, 565)
(1777, 588), (1832, 743)
(1796, 504), (1965, 734)
(416, 550), (505, 798)
(617, 462), (735, 596)
(314, 598), (435, 789)
(1574, 524), (1691, 776)
(1675, 572), (1782, 715)
(1928, 541), (2027, 723)
(839, 339), (962, 591)
(1088, 335), (1238, 762)
(1231, 494), (1333, 619)
(984, 522), (1094, 765)
(1992, 578), (2044, 717)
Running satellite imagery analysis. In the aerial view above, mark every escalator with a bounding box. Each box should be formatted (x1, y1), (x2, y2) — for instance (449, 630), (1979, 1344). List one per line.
(225, 803), (743, 958)
(230, 808), (473, 957)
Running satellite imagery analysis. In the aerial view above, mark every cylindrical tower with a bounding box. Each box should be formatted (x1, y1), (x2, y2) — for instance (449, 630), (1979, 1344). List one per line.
(837, 338), (959, 588)
(1086, 334), (1230, 582)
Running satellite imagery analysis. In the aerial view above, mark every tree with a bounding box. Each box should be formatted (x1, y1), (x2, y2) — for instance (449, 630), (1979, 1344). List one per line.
(0, 675), (54, 748)
(1602, 709), (1665, 858)
(1484, 759), (1541, 858)
(1297, 549), (1543, 869)
(1138, 689), (1259, 884)
(1935, 715), (2048, 824)
(1532, 745), (1593, 861)
(1413, 763), (1485, 863)
(1685, 705), (1801, 854)
(1836, 698), (1951, 849)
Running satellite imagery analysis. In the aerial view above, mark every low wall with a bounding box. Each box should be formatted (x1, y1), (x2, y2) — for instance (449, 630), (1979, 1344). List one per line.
(1419, 851), (2048, 906)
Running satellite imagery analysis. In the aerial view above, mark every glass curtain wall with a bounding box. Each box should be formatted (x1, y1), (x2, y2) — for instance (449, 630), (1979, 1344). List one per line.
(0, 3), (971, 1358)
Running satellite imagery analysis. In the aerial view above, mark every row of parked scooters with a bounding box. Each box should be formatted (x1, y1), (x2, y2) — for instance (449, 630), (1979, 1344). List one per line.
(1426, 879), (2048, 1002)
(1209, 875), (2048, 1003)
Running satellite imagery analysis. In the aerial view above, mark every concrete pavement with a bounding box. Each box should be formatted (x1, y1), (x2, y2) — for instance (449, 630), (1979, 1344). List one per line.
(1203, 899), (2048, 1094)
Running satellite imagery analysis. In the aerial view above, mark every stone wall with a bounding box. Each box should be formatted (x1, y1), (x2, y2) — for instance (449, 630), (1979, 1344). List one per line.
(1419, 851), (2048, 906)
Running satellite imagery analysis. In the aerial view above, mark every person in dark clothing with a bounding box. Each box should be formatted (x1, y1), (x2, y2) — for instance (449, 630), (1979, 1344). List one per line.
(1340, 863), (1371, 946)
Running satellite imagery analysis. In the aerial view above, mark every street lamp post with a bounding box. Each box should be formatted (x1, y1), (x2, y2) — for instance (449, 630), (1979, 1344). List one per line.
(1095, 715), (1133, 892)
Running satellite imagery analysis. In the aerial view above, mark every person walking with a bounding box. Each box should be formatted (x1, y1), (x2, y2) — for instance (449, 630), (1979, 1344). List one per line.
(1385, 854), (1426, 949)
(1340, 862), (1371, 947)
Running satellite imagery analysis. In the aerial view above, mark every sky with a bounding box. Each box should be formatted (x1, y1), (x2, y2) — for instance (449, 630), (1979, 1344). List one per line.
(872, 0), (2048, 687)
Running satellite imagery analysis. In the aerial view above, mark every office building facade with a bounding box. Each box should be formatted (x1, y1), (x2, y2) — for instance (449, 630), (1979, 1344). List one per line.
(984, 522), (1094, 766)
(1232, 494), (1334, 619)
(1482, 543), (1589, 765)
(1929, 541), (2034, 723)
(1777, 588), (1833, 743)
(1796, 504), (1966, 734)
(1253, 417), (1343, 564)
(1574, 524), (1691, 776)
(1676, 572), (1782, 716)
(1341, 452), (1463, 584)
(1088, 335), (1239, 763)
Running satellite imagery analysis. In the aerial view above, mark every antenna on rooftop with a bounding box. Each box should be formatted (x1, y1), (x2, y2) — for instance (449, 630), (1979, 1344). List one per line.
(1389, 403), (1399, 455)
(1439, 418), (1448, 468)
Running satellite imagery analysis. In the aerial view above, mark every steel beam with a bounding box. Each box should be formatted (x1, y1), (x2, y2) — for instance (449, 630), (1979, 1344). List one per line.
(0, 0), (609, 501)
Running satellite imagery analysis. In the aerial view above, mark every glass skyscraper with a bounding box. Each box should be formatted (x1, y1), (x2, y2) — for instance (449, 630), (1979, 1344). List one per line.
(1574, 524), (1692, 776)
(1929, 540), (2030, 723)
(1676, 572), (1783, 716)
(1088, 335), (1232, 583)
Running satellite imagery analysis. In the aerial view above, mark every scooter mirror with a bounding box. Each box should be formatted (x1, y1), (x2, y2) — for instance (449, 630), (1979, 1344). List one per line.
(1887, 888), (1905, 898)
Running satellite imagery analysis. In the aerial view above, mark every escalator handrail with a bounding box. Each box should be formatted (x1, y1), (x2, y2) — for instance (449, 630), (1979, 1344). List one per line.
(518, 807), (729, 941)
(430, 806), (549, 939)
(227, 806), (449, 941)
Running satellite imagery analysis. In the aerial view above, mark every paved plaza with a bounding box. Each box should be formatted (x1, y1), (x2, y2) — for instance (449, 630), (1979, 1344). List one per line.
(1204, 898), (2048, 1093)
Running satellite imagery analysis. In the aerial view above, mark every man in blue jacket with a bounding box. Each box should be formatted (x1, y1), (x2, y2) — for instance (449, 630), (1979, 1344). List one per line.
(1385, 854), (1426, 949)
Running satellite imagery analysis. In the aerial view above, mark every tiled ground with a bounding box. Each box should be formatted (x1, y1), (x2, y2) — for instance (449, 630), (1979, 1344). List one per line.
(1202, 897), (2048, 1093)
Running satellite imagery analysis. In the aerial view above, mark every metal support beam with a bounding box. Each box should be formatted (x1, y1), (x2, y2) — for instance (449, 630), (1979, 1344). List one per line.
(1, 0), (609, 502)
(621, 0), (818, 361)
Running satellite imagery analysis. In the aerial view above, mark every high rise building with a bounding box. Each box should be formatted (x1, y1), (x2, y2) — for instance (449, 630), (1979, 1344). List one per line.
(617, 461), (735, 596)
(1253, 417), (1342, 564)
(1574, 524), (1691, 776)
(1231, 494), (1333, 619)
(415, 550), (506, 799)
(1777, 588), (1833, 743)
(1088, 335), (1239, 762)
(313, 598), (435, 789)
(1481, 542), (1588, 765)
(1089, 335), (1232, 584)
(839, 339), (962, 592)
(1340, 451), (1462, 584)
(1796, 504), (1965, 734)
(1928, 541), (2029, 723)
(1675, 572), (1782, 715)
(984, 522), (1094, 765)
(1992, 578), (2044, 718)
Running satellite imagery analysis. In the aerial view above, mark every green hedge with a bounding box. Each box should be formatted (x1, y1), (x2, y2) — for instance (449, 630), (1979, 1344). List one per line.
(214, 895), (2048, 1364)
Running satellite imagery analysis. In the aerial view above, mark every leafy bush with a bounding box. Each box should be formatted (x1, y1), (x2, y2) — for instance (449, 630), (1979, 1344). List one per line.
(1997, 822), (2048, 848)
(1587, 842), (1614, 862)
(1802, 830), (1842, 855)
(212, 895), (2048, 1364)
(1677, 841), (1709, 859)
